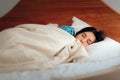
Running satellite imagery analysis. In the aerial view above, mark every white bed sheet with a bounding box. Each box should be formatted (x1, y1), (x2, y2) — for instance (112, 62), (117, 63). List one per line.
(0, 56), (120, 80)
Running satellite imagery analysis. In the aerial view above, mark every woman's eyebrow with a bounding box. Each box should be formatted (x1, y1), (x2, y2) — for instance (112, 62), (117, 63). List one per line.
(84, 32), (87, 36)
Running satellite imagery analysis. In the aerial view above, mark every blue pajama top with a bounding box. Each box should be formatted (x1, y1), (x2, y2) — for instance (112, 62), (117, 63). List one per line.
(59, 25), (75, 36)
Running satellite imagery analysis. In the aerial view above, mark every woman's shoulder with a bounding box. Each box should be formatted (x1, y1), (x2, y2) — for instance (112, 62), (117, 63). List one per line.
(59, 25), (75, 36)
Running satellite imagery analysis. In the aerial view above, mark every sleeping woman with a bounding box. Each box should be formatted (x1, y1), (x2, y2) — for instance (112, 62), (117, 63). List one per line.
(0, 24), (105, 72)
(60, 25), (105, 46)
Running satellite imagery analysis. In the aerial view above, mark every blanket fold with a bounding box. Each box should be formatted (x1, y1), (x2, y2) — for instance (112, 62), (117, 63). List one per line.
(0, 24), (88, 73)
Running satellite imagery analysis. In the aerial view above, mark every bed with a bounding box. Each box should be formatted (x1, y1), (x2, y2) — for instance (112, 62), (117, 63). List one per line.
(0, 16), (120, 80)
(0, 0), (120, 80)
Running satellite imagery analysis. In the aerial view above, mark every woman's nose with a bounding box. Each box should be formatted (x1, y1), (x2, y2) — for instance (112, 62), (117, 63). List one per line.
(80, 39), (87, 46)
(81, 38), (87, 43)
(81, 38), (85, 42)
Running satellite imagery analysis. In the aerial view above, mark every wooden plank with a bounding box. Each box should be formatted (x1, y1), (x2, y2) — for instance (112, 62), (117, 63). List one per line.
(0, 0), (120, 42)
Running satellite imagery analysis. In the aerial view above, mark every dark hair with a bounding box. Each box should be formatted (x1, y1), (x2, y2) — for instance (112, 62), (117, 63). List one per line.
(75, 27), (105, 43)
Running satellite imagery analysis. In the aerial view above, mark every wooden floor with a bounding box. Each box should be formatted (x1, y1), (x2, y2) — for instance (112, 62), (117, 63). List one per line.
(0, 0), (120, 42)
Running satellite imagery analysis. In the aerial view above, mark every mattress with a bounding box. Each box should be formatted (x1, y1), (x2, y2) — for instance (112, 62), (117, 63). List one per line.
(0, 56), (120, 80)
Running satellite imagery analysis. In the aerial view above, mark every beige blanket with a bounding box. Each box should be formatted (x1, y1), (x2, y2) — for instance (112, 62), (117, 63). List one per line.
(0, 24), (88, 73)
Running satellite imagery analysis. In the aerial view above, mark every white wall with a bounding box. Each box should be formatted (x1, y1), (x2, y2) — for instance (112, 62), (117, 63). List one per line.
(0, 0), (20, 18)
(102, 0), (120, 14)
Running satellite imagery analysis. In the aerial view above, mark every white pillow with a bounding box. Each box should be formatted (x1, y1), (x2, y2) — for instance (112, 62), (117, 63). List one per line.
(86, 37), (120, 61)
(71, 16), (91, 33)
(71, 16), (120, 61)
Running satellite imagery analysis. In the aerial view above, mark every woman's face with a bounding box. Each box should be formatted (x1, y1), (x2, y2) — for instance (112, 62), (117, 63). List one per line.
(76, 32), (96, 47)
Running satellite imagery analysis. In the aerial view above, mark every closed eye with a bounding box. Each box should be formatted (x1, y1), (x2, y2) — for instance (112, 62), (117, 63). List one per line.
(82, 33), (86, 38)
(87, 39), (92, 45)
